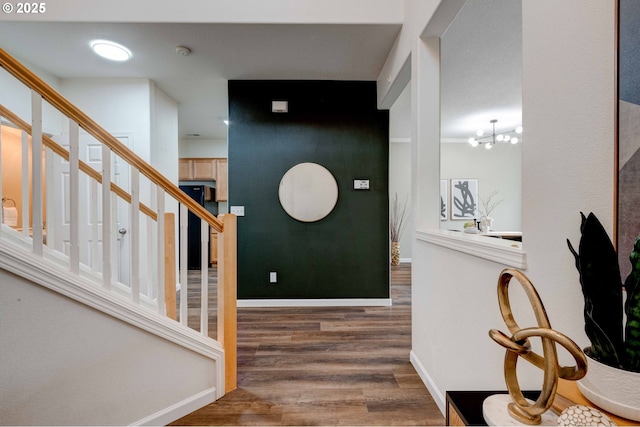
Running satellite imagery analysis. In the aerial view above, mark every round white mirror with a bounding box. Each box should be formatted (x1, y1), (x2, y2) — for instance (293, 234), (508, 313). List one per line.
(278, 162), (338, 222)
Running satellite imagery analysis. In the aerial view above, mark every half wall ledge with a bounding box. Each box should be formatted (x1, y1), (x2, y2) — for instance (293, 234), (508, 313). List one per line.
(415, 230), (527, 269)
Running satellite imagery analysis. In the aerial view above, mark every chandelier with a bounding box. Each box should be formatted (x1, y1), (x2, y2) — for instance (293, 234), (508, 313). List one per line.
(468, 119), (523, 149)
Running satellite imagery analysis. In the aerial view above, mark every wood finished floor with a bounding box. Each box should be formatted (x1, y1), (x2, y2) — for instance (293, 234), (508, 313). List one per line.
(170, 263), (444, 426)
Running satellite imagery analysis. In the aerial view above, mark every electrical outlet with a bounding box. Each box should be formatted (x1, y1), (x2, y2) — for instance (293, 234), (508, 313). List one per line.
(269, 272), (277, 283)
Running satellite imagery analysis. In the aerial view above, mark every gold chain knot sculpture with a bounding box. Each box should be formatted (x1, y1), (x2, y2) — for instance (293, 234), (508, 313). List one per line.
(489, 269), (588, 425)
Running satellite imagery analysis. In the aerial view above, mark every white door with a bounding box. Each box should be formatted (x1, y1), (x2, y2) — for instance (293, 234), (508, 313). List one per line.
(57, 132), (132, 286)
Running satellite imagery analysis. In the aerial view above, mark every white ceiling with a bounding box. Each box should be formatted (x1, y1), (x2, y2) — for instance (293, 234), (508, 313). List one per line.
(387, 0), (522, 143)
(0, 21), (401, 140)
(0, 0), (522, 144)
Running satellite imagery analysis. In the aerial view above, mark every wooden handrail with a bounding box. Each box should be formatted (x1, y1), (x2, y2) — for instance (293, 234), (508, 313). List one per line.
(0, 104), (157, 221)
(0, 48), (223, 232)
(1, 50), (237, 391)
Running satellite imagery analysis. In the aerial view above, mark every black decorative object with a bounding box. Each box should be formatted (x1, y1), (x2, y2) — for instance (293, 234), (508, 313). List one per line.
(567, 212), (640, 372)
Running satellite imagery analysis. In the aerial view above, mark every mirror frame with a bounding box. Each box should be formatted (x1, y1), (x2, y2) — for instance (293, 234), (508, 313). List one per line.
(278, 162), (339, 222)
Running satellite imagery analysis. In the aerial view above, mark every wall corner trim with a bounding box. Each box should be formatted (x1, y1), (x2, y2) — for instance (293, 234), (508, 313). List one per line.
(415, 229), (527, 269)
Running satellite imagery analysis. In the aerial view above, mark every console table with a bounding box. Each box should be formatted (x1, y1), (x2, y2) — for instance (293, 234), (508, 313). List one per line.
(446, 390), (539, 426)
(446, 381), (635, 426)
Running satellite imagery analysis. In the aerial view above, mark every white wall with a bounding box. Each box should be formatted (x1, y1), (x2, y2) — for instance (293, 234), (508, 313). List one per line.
(0, 269), (218, 425)
(179, 138), (228, 158)
(389, 142), (412, 259)
(377, 0), (443, 109)
(379, 0), (616, 414)
(60, 78), (153, 162)
(151, 84), (179, 184)
(440, 142), (522, 231)
(389, 82), (412, 259)
(0, 59), (62, 135)
(389, 80), (412, 139)
(520, 0), (615, 350)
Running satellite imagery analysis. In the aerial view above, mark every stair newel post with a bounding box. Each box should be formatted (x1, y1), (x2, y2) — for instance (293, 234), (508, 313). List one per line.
(179, 203), (188, 325)
(156, 186), (165, 315)
(164, 212), (177, 321)
(200, 218), (209, 336)
(217, 213), (237, 392)
(69, 120), (80, 273)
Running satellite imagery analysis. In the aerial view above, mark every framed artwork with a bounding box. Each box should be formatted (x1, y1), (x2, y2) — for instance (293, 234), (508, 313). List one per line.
(440, 180), (448, 220)
(450, 179), (478, 220)
(617, 0), (640, 280)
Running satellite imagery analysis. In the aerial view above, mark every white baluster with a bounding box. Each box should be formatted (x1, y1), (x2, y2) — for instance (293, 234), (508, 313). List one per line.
(145, 209), (153, 297)
(45, 147), (55, 250)
(47, 144), (64, 253)
(179, 203), (188, 326)
(102, 144), (111, 289)
(200, 219), (209, 336)
(111, 191), (118, 284)
(69, 120), (80, 273)
(156, 186), (165, 315)
(21, 130), (28, 239)
(31, 91), (43, 256)
(130, 168), (140, 303)
(90, 179), (99, 271)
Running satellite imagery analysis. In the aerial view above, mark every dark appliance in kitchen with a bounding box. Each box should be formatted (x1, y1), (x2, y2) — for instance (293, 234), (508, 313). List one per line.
(179, 185), (217, 269)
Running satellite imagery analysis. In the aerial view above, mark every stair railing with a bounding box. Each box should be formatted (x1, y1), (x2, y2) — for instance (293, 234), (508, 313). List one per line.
(0, 48), (236, 392)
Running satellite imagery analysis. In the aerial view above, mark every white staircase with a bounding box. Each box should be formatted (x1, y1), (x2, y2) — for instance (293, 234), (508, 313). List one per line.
(0, 48), (237, 425)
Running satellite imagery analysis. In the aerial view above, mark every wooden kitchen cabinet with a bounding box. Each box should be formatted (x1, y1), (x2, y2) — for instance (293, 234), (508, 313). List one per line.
(214, 159), (227, 201)
(178, 159), (191, 181)
(192, 159), (217, 180)
(178, 158), (228, 201)
(179, 158), (216, 180)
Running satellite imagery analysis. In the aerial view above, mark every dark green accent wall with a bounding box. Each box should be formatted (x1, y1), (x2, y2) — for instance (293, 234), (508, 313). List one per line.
(228, 80), (389, 300)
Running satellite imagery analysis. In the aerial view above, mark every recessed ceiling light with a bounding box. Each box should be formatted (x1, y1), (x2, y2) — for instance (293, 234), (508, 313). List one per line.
(90, 40), (132, 62)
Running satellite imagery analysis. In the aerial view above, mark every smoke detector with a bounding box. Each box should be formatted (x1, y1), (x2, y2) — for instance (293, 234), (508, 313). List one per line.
(175, 46), (192, 57)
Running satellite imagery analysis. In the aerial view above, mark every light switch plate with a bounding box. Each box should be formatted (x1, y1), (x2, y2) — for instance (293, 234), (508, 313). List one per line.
(354, 179), (370, 190)
(272, 101), (288, 113)
(230, 206), (245, 216)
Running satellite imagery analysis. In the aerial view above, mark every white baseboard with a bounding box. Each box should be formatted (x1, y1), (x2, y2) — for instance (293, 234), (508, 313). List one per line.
(132, 386), (217, 426)
(237, 298), (392, 308)
(399, 257), (412, 263)
(410, 350), (445, 416)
